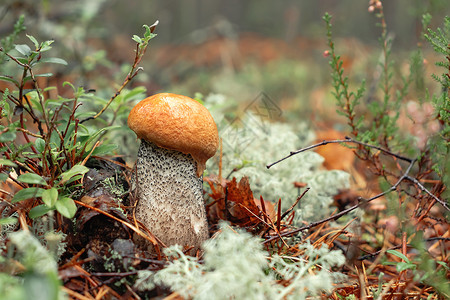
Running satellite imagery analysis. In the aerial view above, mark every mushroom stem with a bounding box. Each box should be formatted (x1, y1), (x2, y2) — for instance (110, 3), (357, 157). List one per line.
(133, 140), (209, 252)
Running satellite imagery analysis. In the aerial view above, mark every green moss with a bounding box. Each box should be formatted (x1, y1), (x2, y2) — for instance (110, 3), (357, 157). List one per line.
(102, 176), (125, 199)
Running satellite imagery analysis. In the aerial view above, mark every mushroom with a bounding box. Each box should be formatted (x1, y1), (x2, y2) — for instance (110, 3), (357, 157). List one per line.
(128, 93), (219, 253)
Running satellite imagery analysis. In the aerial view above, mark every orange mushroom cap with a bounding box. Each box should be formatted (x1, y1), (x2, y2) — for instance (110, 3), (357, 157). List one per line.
(128, 93), (219, 176)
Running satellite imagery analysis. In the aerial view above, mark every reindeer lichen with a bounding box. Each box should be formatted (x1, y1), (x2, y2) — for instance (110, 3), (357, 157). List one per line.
(135, 222), (345, 299)
(204, 94), (350, 224)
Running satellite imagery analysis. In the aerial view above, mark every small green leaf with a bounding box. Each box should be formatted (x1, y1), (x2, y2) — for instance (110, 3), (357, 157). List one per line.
(60, 165), (89, 184)
(0, 173), (8, 182)
(15, 44), (32, 56)
(17, 173), (47, 185)
(396, 262), (416, 272)
(62, 81), (75, 91)
(29, 204), (52, 219)
(26, 34), (40, 49)
(386, 250), (410, 263)
(40, 40), (54, 52)
(132, 35), (142, 43)
(35, 138), (46, 153)
(143, 24), (151, 37)
(64, 174), (84, 185)
(122, 86), (146, 102)
(436, 260), (450, 271)
(16, 57), (29, 64)
(23, 73), (53, 82)
(12, 187), (44, 203)
(0, 159), (17, 167)
(55, 197), (77, 218)
(91, 144), (118, 156)
(141, 23), (158, 42)
(0, 130), (16, 142)
(36, 72), (54, 78)
(0, 217), (17, 226)
(38, 57), (68, 65)
(84, 126), (121, 150)
(0, 75), (19, 86)
(43, 86), (57, 92)
(41, 188), (58, 207)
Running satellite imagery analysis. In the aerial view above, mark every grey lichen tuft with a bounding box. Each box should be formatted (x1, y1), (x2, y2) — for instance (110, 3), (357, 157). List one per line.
(134, 222), (346, 299)
(133, 140), (209, 252)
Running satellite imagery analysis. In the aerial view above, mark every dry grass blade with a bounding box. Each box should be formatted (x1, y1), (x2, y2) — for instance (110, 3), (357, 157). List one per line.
(73, 200), (162, 248)
(62, 287), (95, 300)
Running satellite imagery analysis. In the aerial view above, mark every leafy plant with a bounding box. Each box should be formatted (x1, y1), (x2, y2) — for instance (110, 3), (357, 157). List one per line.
(316, 4), (450, 216)
(316, 3), (450, 298)
(322, 4), (449, 208)
(424, 15), (450, 200)
(0, 15), (159, 298)
(0, 15), (26, 67)
(384, 247), (449, 297)
(0, 19), (157, 221)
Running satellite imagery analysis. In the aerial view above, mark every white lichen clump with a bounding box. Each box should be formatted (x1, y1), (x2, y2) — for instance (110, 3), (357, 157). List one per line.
(204, 93), (350, 225)
(134, 222), (346, 299)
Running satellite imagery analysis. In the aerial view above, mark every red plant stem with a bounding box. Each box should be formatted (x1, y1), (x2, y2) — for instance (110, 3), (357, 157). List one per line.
(19, 114), (38, 154)
(71, 119), (79, 166)
(397, 231), (408, 283)
(0, 142), (11, 159)
(276, 198), (281, 234)
(259, 195), (269, 223)
(80, 45), (146, 124)
(447, 43), (450, 98)
(401, 232), (407, 258)
(4, 51), (40, 155)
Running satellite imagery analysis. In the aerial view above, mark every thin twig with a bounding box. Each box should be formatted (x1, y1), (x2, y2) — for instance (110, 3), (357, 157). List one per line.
(91, 270), (139, 277)
(267, 137), (412, 169)
(263, 159), (416, 245)
(279, 187), (310, 222)
(16, 127), (43, 138)
(61, 287), (93, 300)
(405, 175), (449, 211)
(73, 200), (162, 247)
(80, 66), (143, 124)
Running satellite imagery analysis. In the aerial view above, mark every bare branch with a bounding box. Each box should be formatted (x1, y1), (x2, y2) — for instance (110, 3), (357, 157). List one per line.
(405, 175), (449, 211)
(266, 137), (412, 170)
(263, 159), (417, 245)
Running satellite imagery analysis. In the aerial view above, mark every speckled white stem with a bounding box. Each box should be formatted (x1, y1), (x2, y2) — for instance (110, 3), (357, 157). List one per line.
(133, 140), (209, 253)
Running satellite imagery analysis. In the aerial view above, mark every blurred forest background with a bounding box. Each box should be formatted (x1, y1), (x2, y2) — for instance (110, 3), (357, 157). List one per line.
(2, 0), (448, 102)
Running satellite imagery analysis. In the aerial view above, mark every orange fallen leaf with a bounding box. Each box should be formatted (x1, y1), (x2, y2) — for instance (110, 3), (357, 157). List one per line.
(315, 129), (355, 171)
(205, 176), (264, 227)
